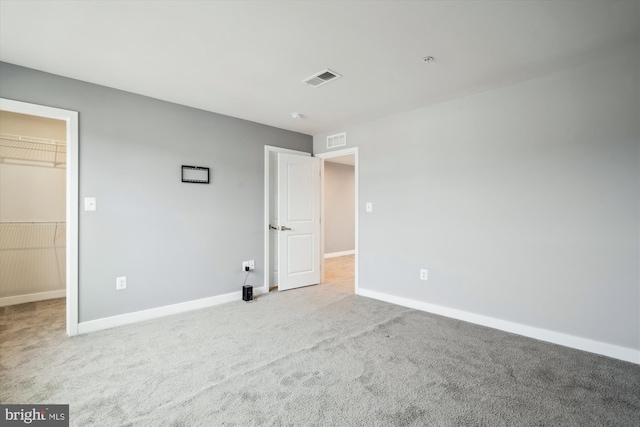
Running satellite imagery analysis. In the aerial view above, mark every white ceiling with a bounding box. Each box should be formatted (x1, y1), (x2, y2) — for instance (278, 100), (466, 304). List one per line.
(1, 1), (638, 136)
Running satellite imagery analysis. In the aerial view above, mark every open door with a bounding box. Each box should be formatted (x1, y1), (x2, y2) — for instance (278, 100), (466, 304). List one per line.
(276, 153), (321, 291)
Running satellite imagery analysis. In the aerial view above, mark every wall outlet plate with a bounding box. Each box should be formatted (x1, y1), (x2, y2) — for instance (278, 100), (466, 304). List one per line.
(420, 269), (428, 281)
(116, 276), (127, 290)
(242, 260), (255, 271)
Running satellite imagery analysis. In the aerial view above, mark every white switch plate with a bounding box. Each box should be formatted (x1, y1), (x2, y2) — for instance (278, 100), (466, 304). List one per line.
(85, 197), (96, 211)
(420, 269), (428, 281)
(116, 276), (127, 290)
(365, 202), (373, 213)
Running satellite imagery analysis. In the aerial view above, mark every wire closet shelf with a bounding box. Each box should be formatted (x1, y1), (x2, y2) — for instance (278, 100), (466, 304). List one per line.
(0, 221), (66, 298)
(0, 133), (66, 167)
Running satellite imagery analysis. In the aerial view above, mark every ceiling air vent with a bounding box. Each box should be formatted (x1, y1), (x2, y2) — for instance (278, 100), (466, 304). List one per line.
(303, 69), (342, 87)
(327, 132), (347, 149)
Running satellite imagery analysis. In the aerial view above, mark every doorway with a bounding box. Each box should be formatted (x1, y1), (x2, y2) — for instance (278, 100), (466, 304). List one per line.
(262, 145), (314, 295)
(0, 98), (79, 336)
(316, 148), (359, 293)
(0, 111), (67, 309)
(263, 146), (359, 295)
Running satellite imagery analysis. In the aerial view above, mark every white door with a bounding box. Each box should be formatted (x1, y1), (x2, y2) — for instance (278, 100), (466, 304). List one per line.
(277, 153), (321, 291)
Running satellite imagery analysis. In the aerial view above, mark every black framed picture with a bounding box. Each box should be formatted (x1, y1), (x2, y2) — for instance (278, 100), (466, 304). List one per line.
(181, 165), (210, 184)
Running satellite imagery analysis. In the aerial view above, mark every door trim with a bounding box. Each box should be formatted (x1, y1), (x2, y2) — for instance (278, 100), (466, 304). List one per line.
(0, 98), (80, 336)
(315, 147), (359, 293)
(263, 145), (310, 295)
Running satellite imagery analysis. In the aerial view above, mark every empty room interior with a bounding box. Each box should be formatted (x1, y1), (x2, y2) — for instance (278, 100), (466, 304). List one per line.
(1, 1), (639, 425)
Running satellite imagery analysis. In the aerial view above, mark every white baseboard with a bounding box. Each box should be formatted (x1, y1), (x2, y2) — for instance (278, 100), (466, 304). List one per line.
(324, 250), (355, 258)
(0, 289), (66, 307)
(78, 291), (242, 334)
(357, 288), (639, 365)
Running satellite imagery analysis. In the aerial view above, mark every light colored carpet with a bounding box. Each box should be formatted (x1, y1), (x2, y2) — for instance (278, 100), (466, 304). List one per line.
(1, 258), (639, 426)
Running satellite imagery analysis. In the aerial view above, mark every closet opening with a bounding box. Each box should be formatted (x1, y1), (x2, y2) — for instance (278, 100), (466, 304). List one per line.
(0, 111), (67, 313)
(0, 99), (79, 336)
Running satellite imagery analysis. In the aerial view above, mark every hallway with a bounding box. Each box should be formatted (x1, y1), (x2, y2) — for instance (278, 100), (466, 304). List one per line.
(323, 254), (354, 293)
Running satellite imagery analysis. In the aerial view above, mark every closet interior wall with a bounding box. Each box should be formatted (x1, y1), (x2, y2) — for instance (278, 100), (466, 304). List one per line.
(0, 111), (67, 305)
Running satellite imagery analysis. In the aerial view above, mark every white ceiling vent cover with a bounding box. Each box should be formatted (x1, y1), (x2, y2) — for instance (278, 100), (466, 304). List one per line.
(303, 69), (342, 87)
(327, 132), (347, 149)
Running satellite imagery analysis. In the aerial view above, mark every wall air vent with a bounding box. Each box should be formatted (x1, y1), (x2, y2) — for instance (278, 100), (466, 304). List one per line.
(327, 132), (347, 149)
(302, 69), (342, 87)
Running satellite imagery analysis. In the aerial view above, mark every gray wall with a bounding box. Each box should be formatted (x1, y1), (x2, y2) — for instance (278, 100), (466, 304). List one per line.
(314, 49), (640, 351)
(0, 62), (312, 322)
(324, 162), (355, 254)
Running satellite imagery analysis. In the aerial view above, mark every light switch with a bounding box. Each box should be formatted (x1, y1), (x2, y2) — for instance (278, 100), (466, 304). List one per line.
(365, 202), (373, 213)
(85, 197), (96, 211)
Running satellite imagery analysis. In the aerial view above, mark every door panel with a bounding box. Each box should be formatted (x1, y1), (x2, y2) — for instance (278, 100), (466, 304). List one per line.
(277, 153), (320, 291)
(287, 234), (314, 274)
(286, 162), (314, 221)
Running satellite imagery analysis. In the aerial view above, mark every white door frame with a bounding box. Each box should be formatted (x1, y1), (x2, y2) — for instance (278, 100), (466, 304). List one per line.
(0, 98), (79, 336)
(315, 147), (359, 293)
(263, 145), (310, 295)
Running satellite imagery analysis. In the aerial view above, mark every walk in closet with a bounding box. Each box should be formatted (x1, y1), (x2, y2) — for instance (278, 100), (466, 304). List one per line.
(0, 111), (67, 305)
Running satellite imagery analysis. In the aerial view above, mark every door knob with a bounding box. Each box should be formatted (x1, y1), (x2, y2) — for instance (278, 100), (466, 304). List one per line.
(280, 226), (292, 231)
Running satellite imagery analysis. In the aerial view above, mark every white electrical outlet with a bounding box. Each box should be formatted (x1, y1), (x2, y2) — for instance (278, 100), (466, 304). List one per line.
(365, 202), (373, 213)
(420, 269), (428, 281)
(248, 260), (255, 270)
(116, 276), (127, 290)
(242, 260), (255, 271)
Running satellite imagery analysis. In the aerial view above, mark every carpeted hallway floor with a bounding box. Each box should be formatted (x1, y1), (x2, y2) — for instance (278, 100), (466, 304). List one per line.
(1, 255), (639, 426)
